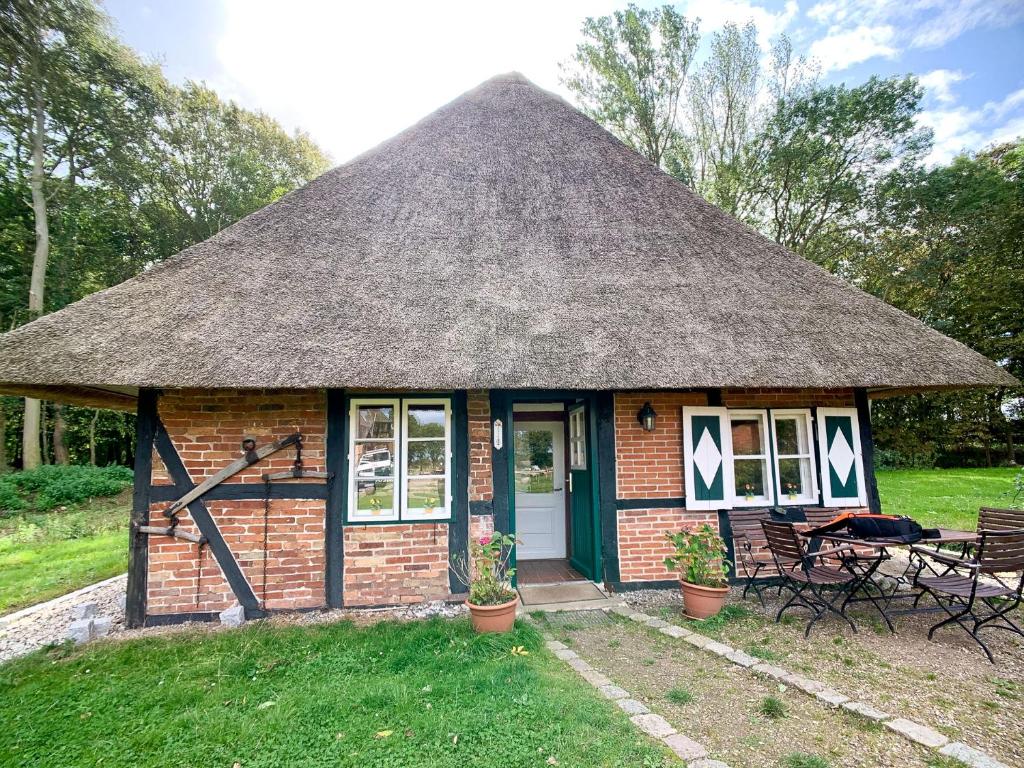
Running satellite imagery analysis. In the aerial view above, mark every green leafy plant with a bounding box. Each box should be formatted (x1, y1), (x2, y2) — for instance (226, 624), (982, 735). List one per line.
(1, 465), (133, 514)
(449, 531), (517, 606)
(666, 686), (693, 705)
(758, 696), (787, 719)
(783, 754), (829, 768)
(663, 524), (731, 587)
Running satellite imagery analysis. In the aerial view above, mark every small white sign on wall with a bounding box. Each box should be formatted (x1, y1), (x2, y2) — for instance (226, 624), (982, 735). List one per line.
(493, 419), (503, 450)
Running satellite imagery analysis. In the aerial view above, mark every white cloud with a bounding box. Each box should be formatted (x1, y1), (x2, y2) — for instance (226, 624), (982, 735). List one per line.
(918, 87), (1024, 165)
(910, 0), (1024, 48)
(681, 0), (798, 48)
(213, 0), (618, 163)
(807, 24), (897, 73)
(918, 69), (968, 105)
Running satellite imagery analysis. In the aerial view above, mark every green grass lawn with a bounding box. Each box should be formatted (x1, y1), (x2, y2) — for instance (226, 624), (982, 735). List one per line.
(876, 466), (1021, 530)
(0, 618), (668, 768)
(0, 493), (129, 615)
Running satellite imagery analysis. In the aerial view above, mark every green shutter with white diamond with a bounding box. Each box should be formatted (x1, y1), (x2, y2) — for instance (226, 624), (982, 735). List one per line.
(816, 407), (867, 507)
(683, 407), (734, 511)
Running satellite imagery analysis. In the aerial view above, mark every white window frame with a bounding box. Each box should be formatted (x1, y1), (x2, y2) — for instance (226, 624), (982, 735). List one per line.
(816, 406), (867, 507)
(683, 406), (734, 511)
(770, 409), (819, 506)
(727, 409), (774, 507)
(401, 398), (452, 521)
(348, 397), (401, 522)
(569, 408), (587, 470)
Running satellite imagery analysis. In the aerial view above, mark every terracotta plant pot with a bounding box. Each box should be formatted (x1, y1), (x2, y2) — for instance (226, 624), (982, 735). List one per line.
(680, 580), (729, 620)
(467, 596), (519, 633)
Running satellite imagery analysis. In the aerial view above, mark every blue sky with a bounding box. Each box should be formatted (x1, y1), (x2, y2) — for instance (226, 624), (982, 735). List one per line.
(106, 0), (1024, 165)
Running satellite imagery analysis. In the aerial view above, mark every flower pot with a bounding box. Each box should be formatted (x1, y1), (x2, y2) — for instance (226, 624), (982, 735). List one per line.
(680, 580), (729, 620)
(467, 596), (519, 633)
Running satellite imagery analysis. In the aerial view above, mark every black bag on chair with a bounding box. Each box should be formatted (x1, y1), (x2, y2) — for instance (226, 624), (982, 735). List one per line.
(845, 515), (924, 543)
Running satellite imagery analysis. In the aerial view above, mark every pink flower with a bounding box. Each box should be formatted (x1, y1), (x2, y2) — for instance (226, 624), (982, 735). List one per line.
(480, 536), (491, 546)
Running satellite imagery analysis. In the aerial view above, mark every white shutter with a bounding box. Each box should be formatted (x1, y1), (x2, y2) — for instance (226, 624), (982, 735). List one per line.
(816, 407), (867, 507)
(683, 407), (734, 510)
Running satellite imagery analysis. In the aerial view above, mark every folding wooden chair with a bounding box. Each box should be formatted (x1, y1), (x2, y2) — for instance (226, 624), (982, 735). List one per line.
(726, 508), (775, 607)
(761, 520), (859, 638)
(914, 529), (1024, 663)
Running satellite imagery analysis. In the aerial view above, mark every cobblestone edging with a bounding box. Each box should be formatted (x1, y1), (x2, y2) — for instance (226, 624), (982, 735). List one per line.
(612, 605), (1010, 768)
(537, 628), (730, 768)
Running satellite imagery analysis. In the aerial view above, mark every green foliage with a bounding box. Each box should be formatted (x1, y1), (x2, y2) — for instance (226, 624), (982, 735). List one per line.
(561, 3), (699, 170)
(783, 755), (829, 768)
(758, 696), (787, 719)
(665, 686), (693, 705)
(0, 465), (132, 514)
(0, 494), (128, 613)
(450, 531), (518, 606)
(876, 467), (1019, 531)
(663, 523), (730, 587)
(0, 619), (667, 766)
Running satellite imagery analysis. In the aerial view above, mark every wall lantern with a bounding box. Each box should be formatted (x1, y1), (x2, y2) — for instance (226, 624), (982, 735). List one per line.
(637, 402), (657, 432)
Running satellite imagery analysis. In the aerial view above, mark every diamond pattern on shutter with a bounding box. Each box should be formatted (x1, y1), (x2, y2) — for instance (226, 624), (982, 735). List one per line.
(693, 427), (722, 488)
(828, 427), (856, 485)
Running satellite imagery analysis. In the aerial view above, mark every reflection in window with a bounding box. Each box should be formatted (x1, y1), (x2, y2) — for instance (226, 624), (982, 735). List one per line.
(514, 428), (555, 494)
(729, 413), (771, 505)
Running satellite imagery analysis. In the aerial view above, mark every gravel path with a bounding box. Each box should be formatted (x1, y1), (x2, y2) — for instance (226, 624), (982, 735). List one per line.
(0, 575), (127, 663)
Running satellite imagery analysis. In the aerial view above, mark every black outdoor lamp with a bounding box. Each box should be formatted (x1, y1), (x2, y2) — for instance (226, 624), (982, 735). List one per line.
(637, 402), (657, 432)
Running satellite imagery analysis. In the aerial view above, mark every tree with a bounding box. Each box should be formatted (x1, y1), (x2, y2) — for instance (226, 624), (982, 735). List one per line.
(0, 0), (162, 467)
(136, 82), (330, 255)
(561, 4), (698, 173)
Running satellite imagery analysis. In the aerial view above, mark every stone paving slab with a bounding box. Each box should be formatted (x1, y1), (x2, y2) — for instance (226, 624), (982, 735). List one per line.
(663, 733), (708, 761)
(939, 742), (1010, 768)
(724, 649), (758, 667)
(567, 657), (591, 673)
(616, 698), (650, 715)
(630, 713), (677, 739)
(644, 617), (669, 628)
(553, 648), (578, 661)
(688, 760), (730, 768)
(884, 718), (949, 748)
(751, 663), (789, 681)
(598, 683), (630, 700)
(840, 700), (890, 721)
(579, 668), (612, 687)
(813, 689), (849, 707)
(544, 640), (567, 651)
(659, 624), (690, 639)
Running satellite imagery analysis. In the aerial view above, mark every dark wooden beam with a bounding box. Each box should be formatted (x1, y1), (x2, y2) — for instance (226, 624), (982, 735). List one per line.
(449, 391), (470, 593)
(595, 391), (620, 585)
(153, 422), (265, 618)
(126, 389), (157, 629)
(489, 391), (511, 535)
(855, 388), (882, 513)
(150, 482), (328, 502)
(324, 389), (346, 609)
(706, 388), (723, 407)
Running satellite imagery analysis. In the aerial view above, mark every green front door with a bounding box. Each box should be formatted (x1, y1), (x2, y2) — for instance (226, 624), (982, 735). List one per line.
(568, 405), (599, 580)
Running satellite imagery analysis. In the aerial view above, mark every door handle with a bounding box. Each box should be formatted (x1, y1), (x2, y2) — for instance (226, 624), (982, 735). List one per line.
(568, 474), (573, 493)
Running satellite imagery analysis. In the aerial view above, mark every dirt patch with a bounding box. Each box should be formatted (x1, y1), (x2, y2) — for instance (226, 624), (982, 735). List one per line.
(624, 583), (1023, 767)
(553, 615), (938, 768)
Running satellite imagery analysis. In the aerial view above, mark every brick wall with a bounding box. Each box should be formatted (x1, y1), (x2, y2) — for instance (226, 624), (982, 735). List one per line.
(613, 388), (861, 584)
(468, 391), (493, 502)
(615, 392), (707, 499)
(343, 524), (450, 606)
(617, 508), (717, 583)
(148, 390), (327, 615)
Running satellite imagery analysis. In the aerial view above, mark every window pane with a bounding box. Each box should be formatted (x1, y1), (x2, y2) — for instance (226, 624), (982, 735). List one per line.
(408, 405), (445, 438)
(734, 458), (766, 497)
(355, 479), (394, 514)
(407, 477), (446, 512)
(407, 440), (445, 475)
(779, 457), (812, 498)
(731, 418), (763, 456)
(775, 417), (808, 455)
(514, 427), (554, 493)
(353, 442), (394, 478)
(356, 406), (394, 439)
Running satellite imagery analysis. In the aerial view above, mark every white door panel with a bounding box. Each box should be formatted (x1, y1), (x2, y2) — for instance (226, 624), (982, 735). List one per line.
(514, 420), (566, 560)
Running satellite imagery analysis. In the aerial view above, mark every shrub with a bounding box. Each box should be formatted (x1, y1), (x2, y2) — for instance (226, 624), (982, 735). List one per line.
(3, 465), (133, 512)
(0, 478), (26, 515)
(758, 696), (787, 719)
(663, 523), (731, 587)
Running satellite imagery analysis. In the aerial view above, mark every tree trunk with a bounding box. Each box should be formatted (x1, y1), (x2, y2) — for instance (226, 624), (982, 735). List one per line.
(1008, 433), (1016, 466)
(41, 401), (50, 464)
(22, 80), (48, 470)
(89, 409), (99, 465)
(0, 400), (7, 473)
(53, 403), (69, 465)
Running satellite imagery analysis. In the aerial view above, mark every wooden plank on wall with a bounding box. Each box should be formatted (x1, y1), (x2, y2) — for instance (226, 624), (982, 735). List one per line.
(324, 389), (346, 609)
(595, 391), (620, 585)
(449, 391), (470, 593)
(126, 389), (157, 629)
(855, 388), (882, 513)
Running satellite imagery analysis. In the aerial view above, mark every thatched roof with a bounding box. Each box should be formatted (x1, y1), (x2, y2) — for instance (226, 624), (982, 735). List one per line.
(0, 73), (1016, 409)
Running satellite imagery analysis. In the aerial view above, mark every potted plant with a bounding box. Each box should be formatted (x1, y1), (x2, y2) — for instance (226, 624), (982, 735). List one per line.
(785, 482), (798, 501)
(368, 496), (383, 515)
(449, 532), (518, 632)
(663, 524), (731, 620)
(422, 496), (439, 515)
